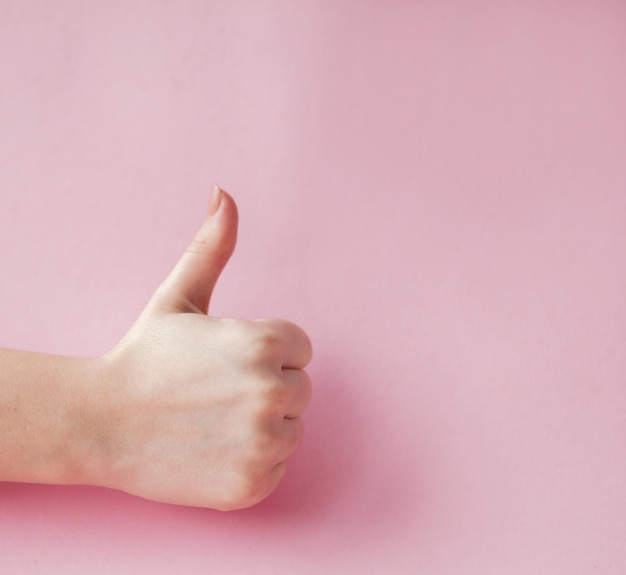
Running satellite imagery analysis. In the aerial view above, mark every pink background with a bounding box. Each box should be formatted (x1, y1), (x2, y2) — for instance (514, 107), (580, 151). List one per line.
(1, 1), (625, 572)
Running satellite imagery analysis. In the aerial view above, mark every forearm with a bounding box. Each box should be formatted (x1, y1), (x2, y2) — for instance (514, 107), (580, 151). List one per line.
(0, 349), (95, 485)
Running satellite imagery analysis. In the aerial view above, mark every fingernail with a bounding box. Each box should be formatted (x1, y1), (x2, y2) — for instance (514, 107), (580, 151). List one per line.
(208, 184), (223, 216)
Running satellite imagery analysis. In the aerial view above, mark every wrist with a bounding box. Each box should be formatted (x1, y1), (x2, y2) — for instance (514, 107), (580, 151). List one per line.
(57, 355), (107, 486)
(68, 351), (145, 493)
(61, 354), (128, 489)
(0, 350), (104, 487)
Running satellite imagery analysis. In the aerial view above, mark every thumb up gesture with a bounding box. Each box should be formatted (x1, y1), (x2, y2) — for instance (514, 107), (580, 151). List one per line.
(90, 186), (312, 510)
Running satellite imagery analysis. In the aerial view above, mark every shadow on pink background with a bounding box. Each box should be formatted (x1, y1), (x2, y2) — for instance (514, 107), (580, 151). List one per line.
(1, 1), (625, 573)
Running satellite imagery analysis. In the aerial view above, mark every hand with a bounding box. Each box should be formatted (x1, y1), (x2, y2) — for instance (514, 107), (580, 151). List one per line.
(86, 187), (312, 510)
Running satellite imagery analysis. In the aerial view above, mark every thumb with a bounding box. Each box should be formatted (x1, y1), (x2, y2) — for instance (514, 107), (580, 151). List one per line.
(153, 185), (239, 314)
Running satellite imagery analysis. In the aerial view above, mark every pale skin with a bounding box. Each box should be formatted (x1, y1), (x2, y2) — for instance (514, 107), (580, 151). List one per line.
(0, 186), (312, 511)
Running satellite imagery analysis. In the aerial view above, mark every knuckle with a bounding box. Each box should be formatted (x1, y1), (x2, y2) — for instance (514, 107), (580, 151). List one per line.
(229, 321), (285, 367)
(246, 329), (284, 365)
(221, 473), (265, 511)
(254, 376), (288, 413)
(251, 432), (276, 457)
(185, 237), (211, 256)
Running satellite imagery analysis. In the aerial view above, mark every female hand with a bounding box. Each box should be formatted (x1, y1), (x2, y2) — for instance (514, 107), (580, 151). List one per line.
(85, 187), (312, 510)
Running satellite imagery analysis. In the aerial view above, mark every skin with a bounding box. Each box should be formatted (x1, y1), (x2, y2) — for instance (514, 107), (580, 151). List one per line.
(0, 186), (312, 511)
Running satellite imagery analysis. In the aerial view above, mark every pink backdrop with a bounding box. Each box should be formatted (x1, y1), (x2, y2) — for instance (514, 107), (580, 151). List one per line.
(1, 1), (625, 572)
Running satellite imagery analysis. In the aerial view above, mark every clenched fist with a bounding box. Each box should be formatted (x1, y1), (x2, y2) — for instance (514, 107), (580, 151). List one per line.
(89, 187), (313, 510)
(0, 186), (311, 511)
